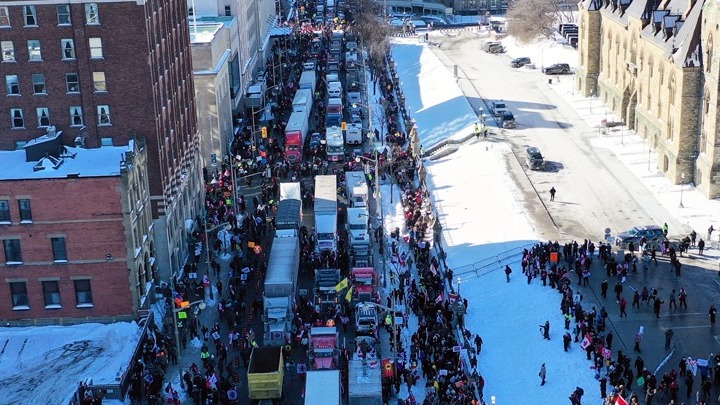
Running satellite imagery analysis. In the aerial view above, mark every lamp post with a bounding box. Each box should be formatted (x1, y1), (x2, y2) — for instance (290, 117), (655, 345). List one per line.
(491, 395), (496, 405)
(355, 153), (385, 287)
(172, 299), (207, 362)
(679, 172), (685, 208)
(457, 276), (462, 296)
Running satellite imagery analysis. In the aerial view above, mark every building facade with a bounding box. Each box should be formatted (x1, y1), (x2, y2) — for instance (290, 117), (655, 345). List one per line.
(191, 21), (237, 171)
(0, 131), (152, 324)
(576, 0), (720, 198)
(0, 0), (203, 279)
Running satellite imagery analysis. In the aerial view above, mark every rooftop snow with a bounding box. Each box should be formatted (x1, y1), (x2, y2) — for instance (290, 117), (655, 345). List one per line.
(0, 145), (130, 181)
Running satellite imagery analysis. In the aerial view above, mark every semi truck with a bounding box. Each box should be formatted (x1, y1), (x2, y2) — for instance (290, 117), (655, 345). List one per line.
(314, 268), (341, 312)
(344, 171), (368, 208)
(348, 359), (382, 405)
(292, 88), (313, 114)
(305, 370), (341, 405)
(298, 70), (317, 94)
(284, 110), (310, 164)
(326, 126), (344, 162)
(347, 207), (370, 248)
(314, 175), (338, 252)
(326, 97), (343, 128)
(351, 267), (379, 303)
(263, 236), (300, 345)
(275, 182), (302, 238)
(308, 326), (339, 370)
(248, 347), (284, 401)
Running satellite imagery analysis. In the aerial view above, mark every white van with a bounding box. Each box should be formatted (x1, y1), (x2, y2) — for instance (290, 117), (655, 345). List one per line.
(327, 82), (342, 98)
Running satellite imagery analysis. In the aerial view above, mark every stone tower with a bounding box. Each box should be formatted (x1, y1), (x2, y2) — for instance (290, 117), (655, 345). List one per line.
(576, 0), (603, 96)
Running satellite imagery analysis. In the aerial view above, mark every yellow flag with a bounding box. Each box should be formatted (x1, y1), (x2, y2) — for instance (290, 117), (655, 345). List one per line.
(345, 286), (354, 302)
(334, 278), (349, 292)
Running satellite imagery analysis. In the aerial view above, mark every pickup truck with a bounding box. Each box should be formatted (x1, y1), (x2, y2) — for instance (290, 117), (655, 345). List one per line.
(490, 101), (508, 117)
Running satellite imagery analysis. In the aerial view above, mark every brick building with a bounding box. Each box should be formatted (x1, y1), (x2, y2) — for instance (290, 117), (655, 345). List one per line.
(0, 131), (152, 323)
(0, 0), (204, 281)
(576, 0), (720, 198)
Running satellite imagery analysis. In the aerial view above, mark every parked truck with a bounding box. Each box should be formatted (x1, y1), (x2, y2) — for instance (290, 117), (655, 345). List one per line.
(305, 370), (340, 405)
(345, 123), (363, 145)
(326, 97), (343, 128)
(298, 70), (317, 94)
(326, 126), (344, 162)
(248, 347), (284, 401)
(263, 236), (300, 345)
(292, 88), (313, 114)
(351, 267), (379, 303)
(348, 359), (382, 405)
(275, 183), (302, 238)
(314, 268), (341, 312)
(344, 171), (368, 208)
(347, 207), (370, 248)
(308, 326), (339, 369)
(285, 110), (310, 164)
(314, 175), (338, 252)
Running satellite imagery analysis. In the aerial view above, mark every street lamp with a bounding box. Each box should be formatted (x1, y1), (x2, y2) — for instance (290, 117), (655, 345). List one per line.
(172, 299), (207, 361)
(355, 153), (386, 288)
(679, 172), (685, 208)
(491, 396), (496, 405)
(457, 277), (462, 296)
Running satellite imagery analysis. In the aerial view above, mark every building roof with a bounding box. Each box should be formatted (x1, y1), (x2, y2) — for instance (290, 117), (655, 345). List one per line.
(189, 22), (223, 43)
(0, 143), (133, 181)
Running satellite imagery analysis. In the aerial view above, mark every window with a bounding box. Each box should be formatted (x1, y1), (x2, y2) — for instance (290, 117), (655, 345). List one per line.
(3, 240), (22, 263)
(14, 141), (26, 150)
(18, 199), (31, 222)
(51, 237), (67, 261)
(74, 279), (93, 306)
(92, 72), (106, 92)
(27, 40), (42, 61)
(32, 74), (46, 94)
(23, 5), (37, 26)
(70, 106), (83, 126)
(36, 107), (50, 127)
(42, 281), (61, 307)
(89, 37), (103, 58)
(0, 7), (9, 27)
(97, 105), (110, 125)
(6, 75), (19, 95)
(1, 41), (14, 61)
(61, 39), (75, 59)
(66, 73), (79, 93)
(100, 137), (113, 146)
(10, 109), (24, 128)
(0, 200), (9, 222)
(85, 3), (99, 24)
(57, 5), (71, 25)
(9, 282), (28, 308)
(224, 5), (231, 16)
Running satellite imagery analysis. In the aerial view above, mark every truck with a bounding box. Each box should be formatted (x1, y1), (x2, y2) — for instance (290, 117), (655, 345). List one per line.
(245, 84), (264, 109)
(285, 110), (310, 164)
(292, 88), (313, 114)
(247, 347), (284, 401)
(344, 171), (368, 208)
(263, 236), (300, 345)
(348, 359), (382, 405)
(326, 97), (343, 128)
(354, 302), (378, 337)
(347, 207), (370, 248)
(275, 182), (302, 238)
(345, 123), (363, 145)
(314, 175), (338, 252)
(351, 267), (379, 303)
(308, 326), (339, 369)
(314, 268), (341, 312)
(326, 126), (344, 162)
(299, 70), (317, 94)
(305, 370), (340, 405)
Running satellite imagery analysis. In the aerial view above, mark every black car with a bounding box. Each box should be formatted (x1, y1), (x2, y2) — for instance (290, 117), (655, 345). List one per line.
(511, 57), (531, 68)
(615, 225), (665, 248)
(542, 63), (571, 75)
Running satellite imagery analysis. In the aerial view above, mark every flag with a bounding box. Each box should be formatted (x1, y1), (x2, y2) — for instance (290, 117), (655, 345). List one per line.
(368, 359), (379, 368)
(435, 293), (444, 304)
(580, 334), (592, 350)
(381, 358), (394, 378)
(449, 293), (459, 304)
(615, 395), (628, 405)
(334, 278), (349, 292)
(345, 286), (354, 302)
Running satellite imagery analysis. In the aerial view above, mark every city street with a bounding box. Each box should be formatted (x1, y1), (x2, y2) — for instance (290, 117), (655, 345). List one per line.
(427, 31), (720, 379)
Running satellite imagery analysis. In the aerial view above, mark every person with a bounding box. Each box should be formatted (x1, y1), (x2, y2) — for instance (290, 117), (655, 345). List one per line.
(690, 230), (697, 247)
(710, 305), (717, 324)
(550, 187), (556, 201)
(505, 265), (512, 282)
(619, 297), (628, 317)
(698, 238), (705, 255)
(653, 297), (664, 318)
(542, 321), (550, 340)
(474, 334), (483, 353)
(663, 222), (669, 236)
(474, 123), (480, 139)
(665, 329), (674, 350)
(539, 363), (547, 385)
(601, 279), (608, 298)
(709, 225), (714, 239)
(634, 331), (643, 353)
(563, 332), (572, 351)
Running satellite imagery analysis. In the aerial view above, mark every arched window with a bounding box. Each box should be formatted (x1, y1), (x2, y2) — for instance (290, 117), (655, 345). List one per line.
(648, 56), (654, 77)
(705, 90), (711, 114)
(669, 75), (676, 105)
(706, 34), (713, 73)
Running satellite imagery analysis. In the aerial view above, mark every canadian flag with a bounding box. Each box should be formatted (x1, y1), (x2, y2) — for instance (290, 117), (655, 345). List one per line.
(435, 293), (444, 304)
(580, 334), (592, 350)
(615, 395), (628, 405)
(368, 359), (379, 368)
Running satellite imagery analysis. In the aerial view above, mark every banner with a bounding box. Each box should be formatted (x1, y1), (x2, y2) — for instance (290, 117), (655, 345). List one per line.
(381, 358), (394, 378)
(345, 286), (354, 302)
(334, 278), (349, 292)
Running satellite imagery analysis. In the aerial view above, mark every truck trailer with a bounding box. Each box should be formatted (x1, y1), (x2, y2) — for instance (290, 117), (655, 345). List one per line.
(348, 359), (382, 405)
(304, 370), (340, 405)
(314, 175), (338, 252)
(263, 237), (300, 345)
(284, 110), (310, 164)
(248, 347), (284, 401)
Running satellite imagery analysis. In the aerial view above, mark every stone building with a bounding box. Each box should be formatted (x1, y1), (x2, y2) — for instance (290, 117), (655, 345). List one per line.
(576, 0), (720, 198)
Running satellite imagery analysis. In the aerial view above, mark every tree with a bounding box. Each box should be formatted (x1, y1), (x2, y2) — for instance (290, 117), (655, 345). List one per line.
(346, 0), (392, 64)
(506, 0), (576, 44)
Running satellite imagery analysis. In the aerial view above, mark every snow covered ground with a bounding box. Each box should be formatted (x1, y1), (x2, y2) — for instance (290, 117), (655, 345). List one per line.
(388, 30), (720, 404)
(0, 322), (142, 404)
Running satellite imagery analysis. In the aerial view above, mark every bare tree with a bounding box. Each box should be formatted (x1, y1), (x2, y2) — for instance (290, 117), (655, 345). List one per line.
(347, 0), (392, 64)
(507, 0), (576, 44)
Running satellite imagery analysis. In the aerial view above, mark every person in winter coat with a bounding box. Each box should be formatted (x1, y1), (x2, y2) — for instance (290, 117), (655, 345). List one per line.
(505, 265), (512, 282)
(542, 321), (550, 340)
(563, 332), (572, 351)
(709, 305), (717, 324)
(539, 363), (547, 385)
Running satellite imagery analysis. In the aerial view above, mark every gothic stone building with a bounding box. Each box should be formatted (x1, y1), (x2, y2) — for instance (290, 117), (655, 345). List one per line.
(576, 0), (720, 198)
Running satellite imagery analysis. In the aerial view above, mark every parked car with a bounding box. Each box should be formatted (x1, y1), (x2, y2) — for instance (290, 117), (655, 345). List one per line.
(309, 132), (323, 154)
(615, 225), (665, 247)
(542, 63), (571, 75)
(511, 57), (531, 68)
(487, 44), (506, 54)
(501, 111), (516, 128)
(526, 147), (544, 170)
(490, 101), (508, 117)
